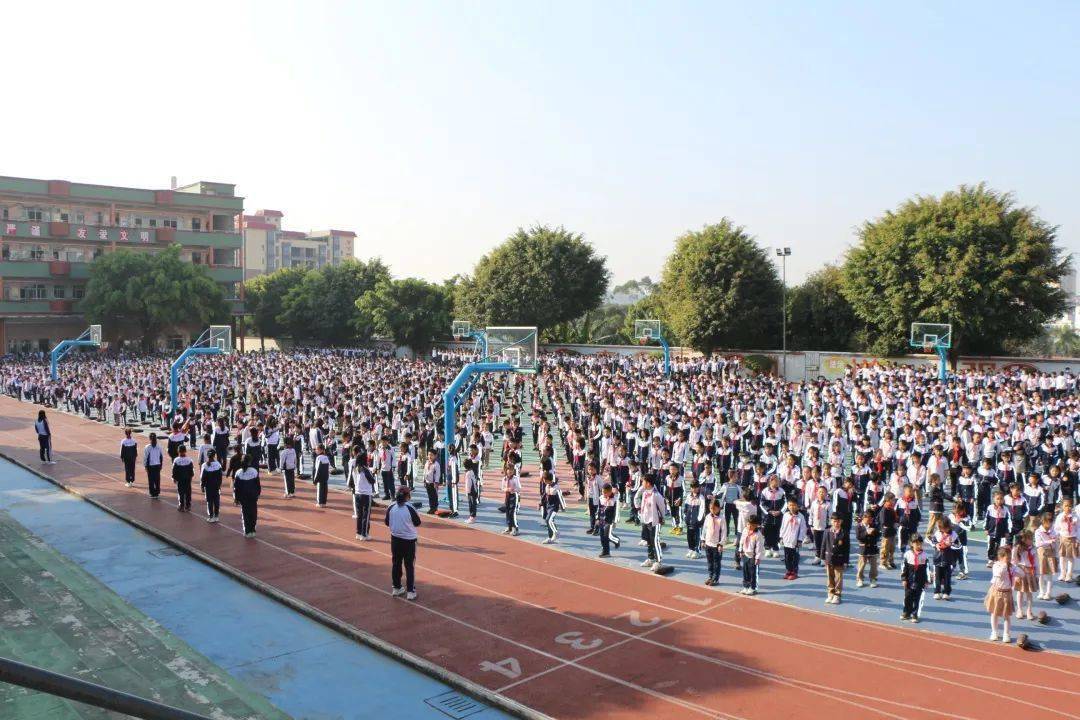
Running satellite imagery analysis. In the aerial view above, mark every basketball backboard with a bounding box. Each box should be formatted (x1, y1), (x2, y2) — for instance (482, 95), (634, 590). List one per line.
(451, 320), (471, 339)
(910, 322), (952, 350)
(634, 319), (661, 341)
(208, 325), (232, 353)
(486, 326), (537, 371)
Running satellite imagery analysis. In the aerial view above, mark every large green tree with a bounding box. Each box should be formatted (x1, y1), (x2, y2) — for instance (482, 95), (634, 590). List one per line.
(82, 245), (228, 350)
(356, 278), (452, 353)
(787, 265), (861, 351)
(454, 225), (609, 331)
(657, 220), (782, 353)
(840, 184), (1071, 355)
(279, 259), (391, 345)
(243, 267), (307, 348)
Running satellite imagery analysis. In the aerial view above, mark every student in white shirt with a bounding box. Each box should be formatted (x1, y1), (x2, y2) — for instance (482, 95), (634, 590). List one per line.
(702, 499), (728, 585)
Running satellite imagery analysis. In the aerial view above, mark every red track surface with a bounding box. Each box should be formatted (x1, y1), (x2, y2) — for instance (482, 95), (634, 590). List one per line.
(2, 395), (1078, 720)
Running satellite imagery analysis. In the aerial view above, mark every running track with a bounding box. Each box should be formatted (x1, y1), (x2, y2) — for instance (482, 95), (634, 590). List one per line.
(1, 396), (1078, 720)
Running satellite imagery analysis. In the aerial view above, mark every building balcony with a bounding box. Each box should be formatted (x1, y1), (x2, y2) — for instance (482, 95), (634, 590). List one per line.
(207, 266), (243, 283)
(1, 219), (240, 249)
(0, 301), (53, 314)
(48, 299), (74, 313)
(48, 260), (71, 277)
(0, 260), (90, 279)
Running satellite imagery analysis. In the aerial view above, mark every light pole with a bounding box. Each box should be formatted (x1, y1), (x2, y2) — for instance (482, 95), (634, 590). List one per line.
(776, 247), (791, 380)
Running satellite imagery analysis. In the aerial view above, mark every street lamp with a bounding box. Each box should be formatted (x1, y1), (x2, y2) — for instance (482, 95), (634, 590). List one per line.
(776, 247), (791, 380)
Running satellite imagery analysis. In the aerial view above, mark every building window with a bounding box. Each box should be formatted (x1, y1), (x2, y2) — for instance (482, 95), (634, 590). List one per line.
(30, 245), (46, 260)
(1, 208), (7, 220)
(59, 211), (70, 222)
(133, 217), (143, 227)
(191, 253), (202, 264)
(38, 339), (50, 353)
(192, 218), (202, 231)
(26, 207), (43, 221)
(20, 284), (47, 300)
(73, 285), (85, 299)
(163, 218), (177, 229)
(75, 211), (86, 224)
(53, 285), (67, 299)
(95, 212), (105, 225)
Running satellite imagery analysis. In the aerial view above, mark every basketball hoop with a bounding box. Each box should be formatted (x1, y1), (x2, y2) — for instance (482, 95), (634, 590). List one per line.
(922, 342), (934, 354)
(637, 337), (648, 346)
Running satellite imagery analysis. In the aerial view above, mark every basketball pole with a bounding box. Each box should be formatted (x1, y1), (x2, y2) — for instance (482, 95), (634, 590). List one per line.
(49, 327), (100, 381)
(169, 328), (227, 417)
(442, 360), (515, 505)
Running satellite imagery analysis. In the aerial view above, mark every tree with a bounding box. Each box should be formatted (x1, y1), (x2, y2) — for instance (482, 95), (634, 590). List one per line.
(546, 304), (629, 344)
(609, 276), (656, 305)
(656, 220), (782, 353)
(82, 245), (228, 351)
(787, 265), (861, 351)
(454, 225), (610, 331)
(356, 278), (452, 353)
(841, 184), (1071, 356)
(243, 267), (307, 349)
(279, 259), (391, 345)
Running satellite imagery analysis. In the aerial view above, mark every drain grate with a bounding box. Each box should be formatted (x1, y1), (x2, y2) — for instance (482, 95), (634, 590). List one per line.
(423, 691), (486, 719)
(147, 547), (185, 558)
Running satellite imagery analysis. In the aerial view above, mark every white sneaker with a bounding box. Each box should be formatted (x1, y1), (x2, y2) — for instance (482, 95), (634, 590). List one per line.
(692, 551), (701, 560)
(933, 593), (941, 600)
(1002, 634), (1012, 644)
(502, 529), (512, 535)
(870, 582), (878, 588)
(465, 517), (475, 524)
(641, 559), (654, 567)
(392, 587), (406, 597)
(651, 562), (662, 572)
(552, 532), (559, 541)
(942, 594), (950, 600)
(406, 591), (417, 601)
(989, 632), (1000, 641)
(206, 517), (214, 523)
(748, 589), (758, 596)
(825, 596), (834, 605)
(856, 580), (865, 588)
(685, 551), (693, 559)
(126, 482), (133, 487)
(542, 538), (554, 544)
(638, 540), (648, 546)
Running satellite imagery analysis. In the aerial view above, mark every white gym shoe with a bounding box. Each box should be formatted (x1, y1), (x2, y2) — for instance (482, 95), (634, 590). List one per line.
(989, 632), (1000, 641)
(406, 591), (417, 601)
(1002, 634), (1012, 644)
(638, 540), (648, 546)
(392, 587), (406, 597)
(651, 562), (662, 572)
(465, 517), (475, 524)
(856, 580), (865, 588)
(356, 533), (363, 540)
(640, 559), (654, 567)
(933, 593), (941, 600)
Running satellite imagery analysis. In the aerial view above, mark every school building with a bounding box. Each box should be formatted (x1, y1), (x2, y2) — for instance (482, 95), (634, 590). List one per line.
(0, 175), (245, 354)
(239, 209), (356, 280)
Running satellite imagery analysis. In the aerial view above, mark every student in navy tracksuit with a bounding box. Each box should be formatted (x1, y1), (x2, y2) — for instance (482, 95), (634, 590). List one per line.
(120, 428), (138, 486)
(901, 535), (929, 622)
(171, 445), (195, 512)
(313, 445), (330, 507)
(234, 457), (262, 537)
(597, 483), (621, 558)
(200, 450), (223, 522)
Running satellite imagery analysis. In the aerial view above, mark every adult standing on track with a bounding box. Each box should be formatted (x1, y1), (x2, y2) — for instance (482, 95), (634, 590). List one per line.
(34, 410), (54, 464)
(144, 432), (164, 499)
(234, 456), (262, 538)
(386, 486), (421, 600)
(120, 428), (138, 486)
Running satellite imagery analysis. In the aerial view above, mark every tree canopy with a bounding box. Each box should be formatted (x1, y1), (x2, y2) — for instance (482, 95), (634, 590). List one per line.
(840, 184), (1071, 355)
(243, 267), (307, 344)
(356, 278), (452, 353)
(279, 259), (391, 345)
(454, 225), (609, 331)
(787, 265), (861, 351)
(82, 245), (228, 350)
(657, 220), (782, 354)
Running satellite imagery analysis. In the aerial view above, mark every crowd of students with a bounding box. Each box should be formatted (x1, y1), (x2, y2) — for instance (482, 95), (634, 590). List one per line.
(4, 349), (1080, 642)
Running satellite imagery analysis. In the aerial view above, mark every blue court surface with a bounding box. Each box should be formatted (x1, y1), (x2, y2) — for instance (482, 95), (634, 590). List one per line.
(0, 458), (509, 720)
(448, 479), (1080, 654)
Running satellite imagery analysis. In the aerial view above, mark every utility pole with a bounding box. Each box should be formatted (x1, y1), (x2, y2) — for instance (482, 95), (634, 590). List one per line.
(776, 247), (791, 380)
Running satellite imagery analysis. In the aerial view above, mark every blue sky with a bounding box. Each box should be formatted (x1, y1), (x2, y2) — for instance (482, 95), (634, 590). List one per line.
(5, 1), (1077, 285)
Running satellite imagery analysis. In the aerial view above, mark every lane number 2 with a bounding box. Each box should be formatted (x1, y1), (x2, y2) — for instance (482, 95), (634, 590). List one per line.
(617, 610), (661, 627)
